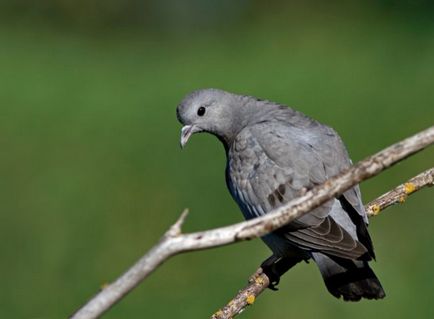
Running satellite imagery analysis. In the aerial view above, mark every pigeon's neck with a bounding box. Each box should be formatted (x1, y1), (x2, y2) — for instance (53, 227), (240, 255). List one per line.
(211, 124), (241, 154)
(216, 135), (231, 153)
(235, 96), (285, 128)
(213, 94), (293, 152)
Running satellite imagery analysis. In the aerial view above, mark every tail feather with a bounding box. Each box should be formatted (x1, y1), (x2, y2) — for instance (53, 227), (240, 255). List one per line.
(312, 253), (385, 301)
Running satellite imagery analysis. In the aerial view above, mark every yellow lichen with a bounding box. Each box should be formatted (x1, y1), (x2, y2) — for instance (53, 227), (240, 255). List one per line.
(246, 295), (255, 305)
(212, 310), (224, 318)
(404, 182), (416, 194)
(370, 204), (381, 215)
(399, 195), (407, 203)
(255, 276), (265, 285)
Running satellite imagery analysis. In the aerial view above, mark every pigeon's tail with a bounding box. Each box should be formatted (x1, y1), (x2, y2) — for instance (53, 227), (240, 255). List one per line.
(312, 253), (385, 301)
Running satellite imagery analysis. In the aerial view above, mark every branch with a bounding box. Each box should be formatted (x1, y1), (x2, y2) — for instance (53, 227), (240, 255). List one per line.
(70, 126), (434, 319)
(365, 168), (434, 216)
(211, 167), (434, 319)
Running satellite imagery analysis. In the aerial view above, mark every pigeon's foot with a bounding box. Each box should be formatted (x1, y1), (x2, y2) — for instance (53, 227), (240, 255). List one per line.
(260, 255), (304, 291)
(260, 255), (281, 290)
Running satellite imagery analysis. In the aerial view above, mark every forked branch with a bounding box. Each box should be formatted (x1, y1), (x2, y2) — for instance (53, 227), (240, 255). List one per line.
(70, 126), (434, 319)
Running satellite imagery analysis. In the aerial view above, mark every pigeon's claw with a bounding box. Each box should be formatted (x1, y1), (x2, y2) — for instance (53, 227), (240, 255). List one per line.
(260, 254), (305, 291)
(260, 255), (283, 291)
(267, 276), (281, 291)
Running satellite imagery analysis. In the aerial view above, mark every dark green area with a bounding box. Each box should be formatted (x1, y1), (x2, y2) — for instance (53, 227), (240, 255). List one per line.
(1, 3), (433, 318)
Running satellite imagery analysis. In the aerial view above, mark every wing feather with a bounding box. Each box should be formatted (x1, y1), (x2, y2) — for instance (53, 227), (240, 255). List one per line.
(227, 121), (372, 260)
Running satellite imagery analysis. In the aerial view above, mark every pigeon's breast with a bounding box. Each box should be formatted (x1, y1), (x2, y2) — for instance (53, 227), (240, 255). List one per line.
(226, 131), (263, 220)
(226, 128), (300, 220)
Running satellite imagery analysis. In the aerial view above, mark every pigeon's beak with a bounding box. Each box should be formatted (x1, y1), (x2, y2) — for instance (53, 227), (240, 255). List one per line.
(180, 125), (201, 148)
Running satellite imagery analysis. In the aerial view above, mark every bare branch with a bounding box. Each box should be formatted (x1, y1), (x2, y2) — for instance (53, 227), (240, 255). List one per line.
(211, 268), (270, 319)
(70, 126), (434, 319)
(166, 208), (190, 237)
(212, 167), (434, 319)
(365, 168), (434, 216)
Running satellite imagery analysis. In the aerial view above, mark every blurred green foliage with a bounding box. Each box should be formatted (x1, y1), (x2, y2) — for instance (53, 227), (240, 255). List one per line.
(0, 1), (433, 318)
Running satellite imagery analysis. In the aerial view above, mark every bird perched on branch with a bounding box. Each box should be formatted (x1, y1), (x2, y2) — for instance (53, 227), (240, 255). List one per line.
(176, 88), (385, 301)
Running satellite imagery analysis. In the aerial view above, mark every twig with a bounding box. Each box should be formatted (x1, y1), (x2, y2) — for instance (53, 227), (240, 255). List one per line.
(365, 168), (434, 216)
(70, 126), (434, 319)
(211, 167), (434, 319)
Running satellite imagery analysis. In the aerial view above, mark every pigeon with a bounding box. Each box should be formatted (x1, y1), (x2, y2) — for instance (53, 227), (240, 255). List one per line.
(176, 88), (385, 301)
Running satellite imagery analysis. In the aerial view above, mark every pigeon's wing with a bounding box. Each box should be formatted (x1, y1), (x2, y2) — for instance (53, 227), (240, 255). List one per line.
(298, 121), (373, 254)
(315, 127), (369, 225)
(227, 120), (370, 260)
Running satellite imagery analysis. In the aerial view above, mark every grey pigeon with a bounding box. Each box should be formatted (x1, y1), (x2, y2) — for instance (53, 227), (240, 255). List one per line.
(176, 88), (385, 301)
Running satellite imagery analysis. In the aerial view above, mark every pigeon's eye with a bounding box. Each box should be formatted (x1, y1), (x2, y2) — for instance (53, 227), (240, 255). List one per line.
(197, 106), (206, 116)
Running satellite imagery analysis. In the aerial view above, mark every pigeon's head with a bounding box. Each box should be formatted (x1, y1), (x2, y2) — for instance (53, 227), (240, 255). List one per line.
(176, 88), (240, 148)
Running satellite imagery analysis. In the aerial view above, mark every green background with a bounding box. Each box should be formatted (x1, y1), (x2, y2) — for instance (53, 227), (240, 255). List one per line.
(1, 1), (433, 318)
